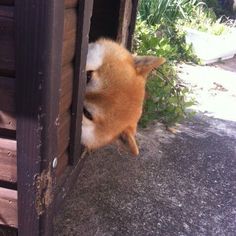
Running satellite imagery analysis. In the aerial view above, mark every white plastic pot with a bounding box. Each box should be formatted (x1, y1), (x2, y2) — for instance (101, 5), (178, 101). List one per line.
(185, 28), (236, 64)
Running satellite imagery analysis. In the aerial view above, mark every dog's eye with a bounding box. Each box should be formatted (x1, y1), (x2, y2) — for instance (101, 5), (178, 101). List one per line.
(86, 71), (93, 84)
(83, 107), (93, 121)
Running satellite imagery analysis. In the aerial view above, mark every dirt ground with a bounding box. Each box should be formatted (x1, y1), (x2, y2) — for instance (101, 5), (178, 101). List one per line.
(54, 57), (236, 236)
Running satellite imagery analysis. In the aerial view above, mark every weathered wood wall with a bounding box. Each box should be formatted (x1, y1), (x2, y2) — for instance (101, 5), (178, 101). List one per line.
(0, 0), (138, 234)
(0, 2), (16, 234)
(0, 5), (14, 77)
(0, 0), (82, 233)
(0, 1), (79, 188)
(56, 1), (79, 177)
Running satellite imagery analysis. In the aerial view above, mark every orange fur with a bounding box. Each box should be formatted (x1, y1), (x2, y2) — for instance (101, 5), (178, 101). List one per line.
(82, 38), (165, 155)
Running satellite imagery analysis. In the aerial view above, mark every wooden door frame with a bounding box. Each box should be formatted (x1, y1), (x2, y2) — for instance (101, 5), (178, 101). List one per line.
(16, 1), (64, 235)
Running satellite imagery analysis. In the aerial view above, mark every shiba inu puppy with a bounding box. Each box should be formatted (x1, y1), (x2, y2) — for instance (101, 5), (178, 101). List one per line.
(82, 38), (165, 155)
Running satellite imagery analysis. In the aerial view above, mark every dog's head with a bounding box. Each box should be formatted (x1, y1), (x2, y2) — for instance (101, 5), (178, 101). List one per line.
(81, 39), (165, 155)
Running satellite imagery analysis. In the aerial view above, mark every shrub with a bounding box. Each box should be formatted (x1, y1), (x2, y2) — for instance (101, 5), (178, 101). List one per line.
(176, 3), (234, 36)
(139, 0), (205, 25)
(134, 0), (233, 127)
(133, 18), (195, 127)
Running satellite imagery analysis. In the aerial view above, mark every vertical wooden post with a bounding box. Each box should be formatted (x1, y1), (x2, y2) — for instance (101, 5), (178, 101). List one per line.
(69, 0), (94, 164)
(117, 0), (133, 46)
(127, 0), (139, 50)
(16, 1), (64, 235)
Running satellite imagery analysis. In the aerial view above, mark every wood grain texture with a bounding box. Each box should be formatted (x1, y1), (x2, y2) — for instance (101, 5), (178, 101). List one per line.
(62, 9), (77, 65)
(0, 138), (16, 183)
(127, 0), (139, 50)
(59, 64), (73, 115)
(0, 111), (16, 130)
(69, 0), (94, 164)
(0, 65), (73, 129)
(117, 0), (132, 46)
(16, 1), (64, 235)
(62, 34), (76, 66)
(58, 112), (71, 157)
(0, 6), (14, 76)
(0, 187), (17, 228)
(0, 110), (70, 185)
(64, 9), (77, 41)
(64, 0), (78, 8)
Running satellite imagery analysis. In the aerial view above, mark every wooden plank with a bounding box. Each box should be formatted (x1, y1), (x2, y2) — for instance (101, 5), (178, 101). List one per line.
(69, 0), (94, 164)
(127, 0), (139, 50)
(117, 0), (132, 46)
(0, 110), (69, 185)
(15, 1), (64, 235)
(0, 138), (16, 183)
(58, 112), (71, 157)
(59, 64), (73, 115)
(0, 77), (15, 113)
(0, 187), (17, 228)
(61, 9), (77, 65)
(0, 65), (73, 130)
(0, 110), (70, 186)
(64, 9), (77, 41)
(62, 35), (76, 66)
(0, 6), (14, 77)
(64, 0), (78, 9)
(0, 111), (16, 130)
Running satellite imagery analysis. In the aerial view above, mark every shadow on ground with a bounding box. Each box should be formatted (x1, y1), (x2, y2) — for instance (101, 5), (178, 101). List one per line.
(54, 113), (236, 235)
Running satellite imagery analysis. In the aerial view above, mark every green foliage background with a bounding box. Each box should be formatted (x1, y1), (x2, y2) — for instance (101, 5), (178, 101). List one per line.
(134, 0), (200, 127)
(133, 19), (195, 127)
(134, 0), (233, 127)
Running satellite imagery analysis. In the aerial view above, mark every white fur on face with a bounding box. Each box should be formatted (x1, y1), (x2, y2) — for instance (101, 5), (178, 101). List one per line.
(81, 115), (96, 148)
(86, 43), (105, 71)
(85, 72), (103, 93)
(83, 101), (103, 118)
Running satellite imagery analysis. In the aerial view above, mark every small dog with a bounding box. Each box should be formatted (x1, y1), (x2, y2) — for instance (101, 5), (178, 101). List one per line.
(81, 38), (165, 155)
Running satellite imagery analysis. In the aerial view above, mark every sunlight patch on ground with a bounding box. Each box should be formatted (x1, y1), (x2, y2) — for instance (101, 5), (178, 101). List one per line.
(178, 57), (236, 122)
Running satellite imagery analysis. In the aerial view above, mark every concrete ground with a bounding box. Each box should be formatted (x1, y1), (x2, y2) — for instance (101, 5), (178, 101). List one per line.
(54, 57), (236, 236)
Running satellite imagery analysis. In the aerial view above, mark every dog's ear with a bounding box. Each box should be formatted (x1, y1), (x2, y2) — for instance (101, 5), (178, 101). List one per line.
(118, 128), (139, 156)
(134, 56), (165, 78)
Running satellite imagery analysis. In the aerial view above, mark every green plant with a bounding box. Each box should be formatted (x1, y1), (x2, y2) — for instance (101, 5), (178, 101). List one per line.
(176, 5), (233, 36)
(140, 66), (195, 127)
(133, 19), (195, 127)
(135, 0), (234, 127)
(134, 17), (197, 62)
(139, 0), (205, 25)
